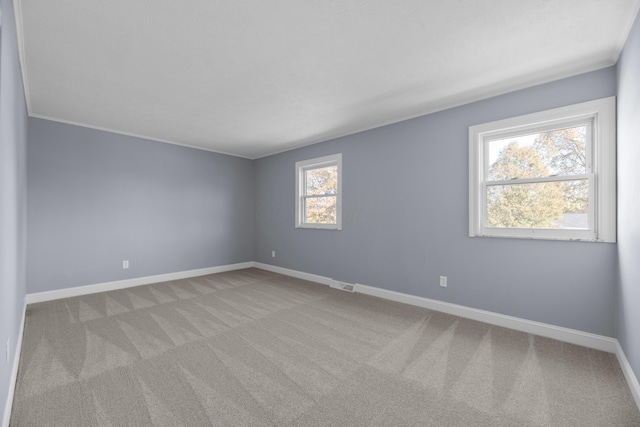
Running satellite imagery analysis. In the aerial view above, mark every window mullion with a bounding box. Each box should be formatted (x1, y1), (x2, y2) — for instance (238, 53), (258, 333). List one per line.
(486, 174), (591, 186)
(302, 193), (336, 199)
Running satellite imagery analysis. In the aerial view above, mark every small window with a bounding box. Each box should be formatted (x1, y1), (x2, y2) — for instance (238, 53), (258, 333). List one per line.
(295, 153), (342, 230)
(469, 97), (616, 242)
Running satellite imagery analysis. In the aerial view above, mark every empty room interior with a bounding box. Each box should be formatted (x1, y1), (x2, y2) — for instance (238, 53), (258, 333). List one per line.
(2, 0), (640, 425)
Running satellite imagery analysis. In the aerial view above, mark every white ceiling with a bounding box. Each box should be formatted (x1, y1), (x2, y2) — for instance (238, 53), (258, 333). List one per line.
(15, 1), (640, 159)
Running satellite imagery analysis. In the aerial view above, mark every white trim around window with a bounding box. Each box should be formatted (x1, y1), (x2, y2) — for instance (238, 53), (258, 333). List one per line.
(295, 153), (342, 230)
(469, 97), (616, 242)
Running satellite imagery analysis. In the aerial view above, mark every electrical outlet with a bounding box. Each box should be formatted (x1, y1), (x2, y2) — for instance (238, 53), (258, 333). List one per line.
(440, 276), (447, 287)
(271, 250), (276, 258)
(122, 260), (129, 269)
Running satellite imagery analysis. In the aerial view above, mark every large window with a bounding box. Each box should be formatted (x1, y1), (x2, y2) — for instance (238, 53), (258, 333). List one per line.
(469, 97), (616, 242)
(295, 153), (342, 230)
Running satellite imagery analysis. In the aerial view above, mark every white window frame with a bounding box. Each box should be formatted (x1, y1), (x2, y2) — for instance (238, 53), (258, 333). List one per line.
(469, 96), (616, 242)
(295, 153), (342, 230)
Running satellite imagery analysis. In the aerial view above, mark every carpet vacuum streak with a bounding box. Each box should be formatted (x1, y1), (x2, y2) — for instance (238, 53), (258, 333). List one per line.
(9, 268), (640, 426)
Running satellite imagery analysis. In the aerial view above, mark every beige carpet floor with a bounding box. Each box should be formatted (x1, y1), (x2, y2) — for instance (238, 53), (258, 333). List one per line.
(9, 268), (640, 426)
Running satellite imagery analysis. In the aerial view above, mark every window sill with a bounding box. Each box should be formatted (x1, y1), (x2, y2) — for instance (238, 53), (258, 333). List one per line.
(295, 224), (342, 230)
(470, 233), (614, 243)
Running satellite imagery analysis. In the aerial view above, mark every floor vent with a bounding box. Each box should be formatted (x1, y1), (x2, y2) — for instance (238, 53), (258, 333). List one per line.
(329, 280), (355, 292)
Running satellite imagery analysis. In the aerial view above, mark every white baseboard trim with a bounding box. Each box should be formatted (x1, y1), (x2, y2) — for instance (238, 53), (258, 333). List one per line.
(250, 264), (618, 353)
(615, 341), (640, 410)
(9, 262), (640, 414)
(26, 262), (254, 304)
(3, 300), (26, 427)
(252, 262), (332, 286)
(355, 283), (617, 353)
(239, 264), (639, 408)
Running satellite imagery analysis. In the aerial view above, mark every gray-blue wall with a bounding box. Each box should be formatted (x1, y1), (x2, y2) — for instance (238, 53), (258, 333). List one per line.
(617, 11), (640, 387)
(254, 67), (618, 336)
(27, 118), (254, 294)
(0, 0), (28, 422)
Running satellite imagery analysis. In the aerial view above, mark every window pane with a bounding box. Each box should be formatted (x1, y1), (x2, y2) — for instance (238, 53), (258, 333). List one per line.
(486, 179), (588, 229)
(487, 125), (587, 181)
(304, 196), (336, 224)
(305, 166), (337, 196)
